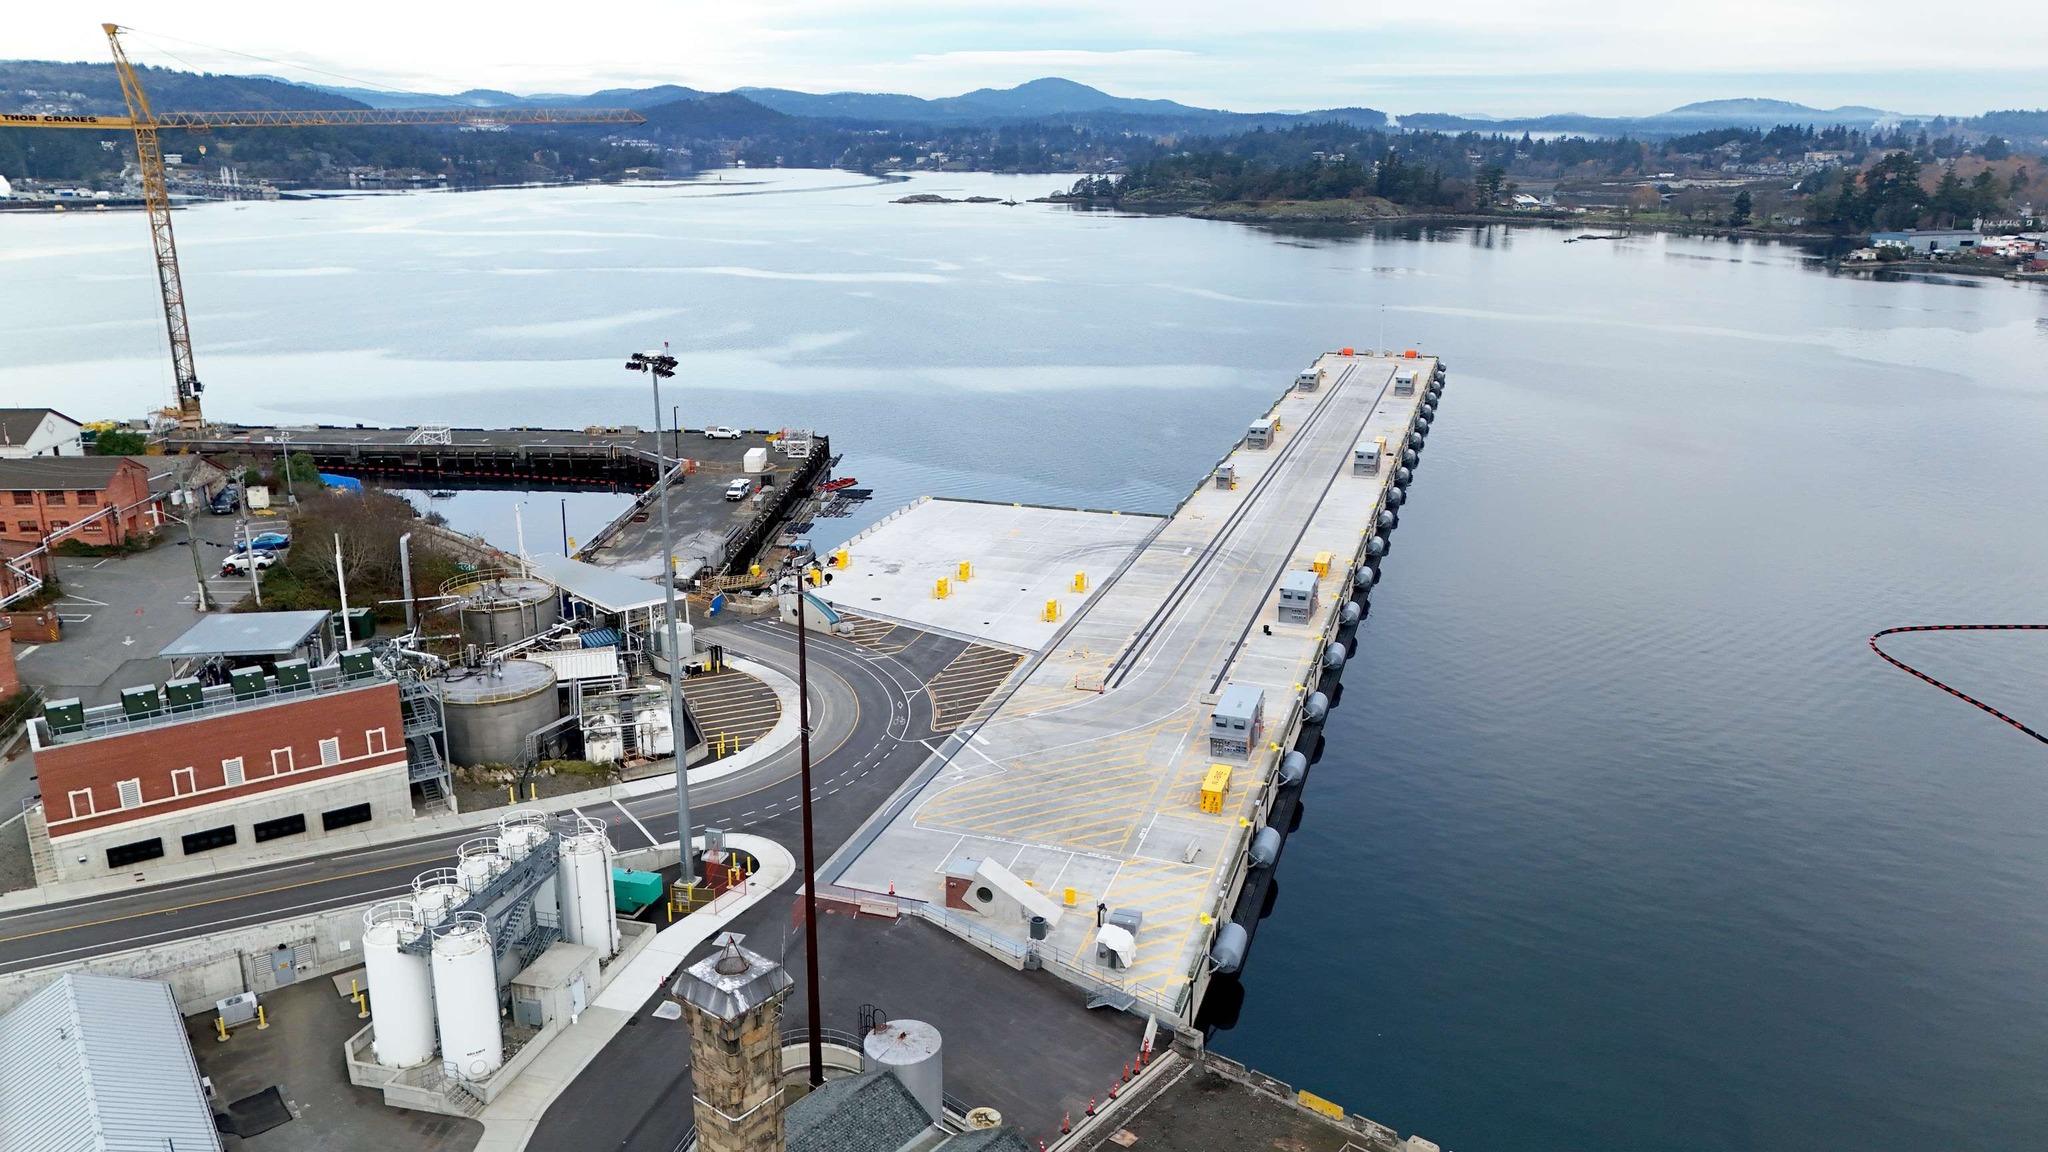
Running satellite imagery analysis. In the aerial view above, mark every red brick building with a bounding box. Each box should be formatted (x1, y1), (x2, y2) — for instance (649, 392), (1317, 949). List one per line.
(29, 676), (414, 882)
(0, 456), (161, 548)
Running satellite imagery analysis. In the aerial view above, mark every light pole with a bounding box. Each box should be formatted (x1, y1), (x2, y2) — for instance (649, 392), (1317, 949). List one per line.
(625, 347), (690, 865)
(781, 556), (825, 1087)
(278, 430), (297, 506)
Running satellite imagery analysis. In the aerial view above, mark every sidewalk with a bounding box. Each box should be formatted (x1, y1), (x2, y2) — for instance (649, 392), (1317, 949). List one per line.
(471, 832), (795, 1152)
(0, 655), (801, 912)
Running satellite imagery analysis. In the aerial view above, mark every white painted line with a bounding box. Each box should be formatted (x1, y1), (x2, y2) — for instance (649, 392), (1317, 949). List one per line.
(612, 799), (658, 849)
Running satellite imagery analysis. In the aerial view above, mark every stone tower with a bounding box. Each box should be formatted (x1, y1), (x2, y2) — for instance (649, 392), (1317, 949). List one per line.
(674, 935), (796, 1152)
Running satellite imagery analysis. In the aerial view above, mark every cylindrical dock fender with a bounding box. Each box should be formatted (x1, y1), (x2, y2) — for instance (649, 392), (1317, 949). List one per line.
(1420, 401), (1435, 419)
(1366, 534), (1387, 557)
(1386, 485), (1405, 507)
(1407, 431), (1424, 449)
(1402, 448), (1418, 467)
(1415, 416), (1430, 433)
(1209, 922), (1250, 974)
(1323, 641), (1347, 670)
(1248, 826), (1283, 869)
(1376, 509), (1396, 532)
(1301, 690), (1329, 724)
(1395, 466), (1411, 485)
(1279, 749), (1309, 785)
(1352, 565), (1377, 592)
(1340, 600), (1361, 627)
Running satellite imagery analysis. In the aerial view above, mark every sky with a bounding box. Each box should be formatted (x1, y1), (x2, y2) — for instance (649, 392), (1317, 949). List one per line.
(8, 2), (2046, 117)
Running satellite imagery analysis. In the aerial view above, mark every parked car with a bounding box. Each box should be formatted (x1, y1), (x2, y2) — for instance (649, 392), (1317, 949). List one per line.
(208, 489), (239, 515)
(249, 532), (291, 552)
(724, 477), (756, 501)
(220, 551), (278, 575)
(704, 426), (742, 440)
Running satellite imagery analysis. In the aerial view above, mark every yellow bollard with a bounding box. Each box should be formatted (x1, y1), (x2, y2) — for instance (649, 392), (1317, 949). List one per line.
(528, 782), (538, 800)
(1064, 887), (1077, 906)
(356, 991), (369, 1019)
(256, 1005), (269, 1031)
(1072, 572), (1088, 593)
(216, 1017), (229, 1043)
(1042, 599), (1059, 622)
(935, 576), (951, 600)
(507, 785), (516, 803)
(958, 561), (973, 582)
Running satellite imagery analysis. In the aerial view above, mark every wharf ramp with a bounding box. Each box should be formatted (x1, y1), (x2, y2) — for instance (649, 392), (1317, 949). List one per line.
(828, 350), (1443, 1026)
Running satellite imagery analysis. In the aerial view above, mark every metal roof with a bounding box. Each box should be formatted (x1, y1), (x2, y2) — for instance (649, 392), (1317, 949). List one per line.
(524, 646), (622, 682)
(158, 609), (332, 658)
(529, 553), (669, 614)
(0, 455), (139, 491)
(0, 972), (222, 1152)
(672, 937), (793, 1022)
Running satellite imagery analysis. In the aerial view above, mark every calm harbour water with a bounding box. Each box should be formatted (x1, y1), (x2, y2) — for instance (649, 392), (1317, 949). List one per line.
(6, 171), (2048, 1150)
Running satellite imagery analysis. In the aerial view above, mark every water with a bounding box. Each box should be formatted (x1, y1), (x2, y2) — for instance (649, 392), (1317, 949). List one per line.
(6, 171), (2048, 1150)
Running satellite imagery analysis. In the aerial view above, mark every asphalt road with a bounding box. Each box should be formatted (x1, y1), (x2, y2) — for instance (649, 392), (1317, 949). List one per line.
(0, 619), (965, 975)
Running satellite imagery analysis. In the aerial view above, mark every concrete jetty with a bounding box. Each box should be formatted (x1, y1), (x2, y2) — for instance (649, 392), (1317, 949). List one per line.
(828, 349), (1442, 1025)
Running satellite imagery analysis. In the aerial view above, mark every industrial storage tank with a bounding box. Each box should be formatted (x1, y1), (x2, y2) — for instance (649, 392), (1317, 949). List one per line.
(456, 575), (560, 651)
(862, 1019), (944, 1123)
(456, 837), (507, 895)
(362, 900), (436, 1069)
(556, 817), (618, 958)
(582, 710), (623, 765)
(441, 659), (560, 767)
(430, 911), (503, 1081)
(497, 809), (550, 862)
(414, 868), (467, 926)
(634, 703), (674, 759)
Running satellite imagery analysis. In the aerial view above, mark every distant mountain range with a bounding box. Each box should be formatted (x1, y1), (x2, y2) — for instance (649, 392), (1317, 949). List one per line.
(4, 61), (2036, 144)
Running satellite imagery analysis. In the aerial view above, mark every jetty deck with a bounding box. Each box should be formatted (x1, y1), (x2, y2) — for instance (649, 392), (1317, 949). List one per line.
(831, 350), (1438, 1024)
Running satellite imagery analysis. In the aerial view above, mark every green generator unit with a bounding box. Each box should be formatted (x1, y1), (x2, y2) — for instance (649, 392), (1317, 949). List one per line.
(339, 648), (376, 680)
(164, 677), (205, 712)
(612, 869), (666, 915)
(42, 698), (84, 735)
(333, 607), (376, 645)
(231, 666), (268, 701)
(121, 684), (163, 720)
(274, 658), (312, 692)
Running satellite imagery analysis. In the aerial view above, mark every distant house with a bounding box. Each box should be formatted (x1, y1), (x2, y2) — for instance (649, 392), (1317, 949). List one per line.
(0, 456), (161, 548)
(1871, 228), (1981, 254)
(0, 408), (84, 458)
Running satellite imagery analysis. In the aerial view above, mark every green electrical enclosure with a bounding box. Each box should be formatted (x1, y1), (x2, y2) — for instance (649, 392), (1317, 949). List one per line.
(612, 869), (665, 914)
(274, 659), (312, 691)
(340, 649), (375, 680)
(164, 677), (205, 711)
(121, 684), (162, 719)
(231, 667), (268, 701)
(43, 698), (84, 734)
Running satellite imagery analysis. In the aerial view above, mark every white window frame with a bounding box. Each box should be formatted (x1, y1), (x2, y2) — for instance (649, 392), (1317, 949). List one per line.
(318, 737), (341, 766)
(222, 757), (245, 788)
(68, 788), (95, 819)
(271, 747), (294, 775)
(116, 778), (142, 809)
(171, 767), (196, 796)
(365, 727), (388, 755)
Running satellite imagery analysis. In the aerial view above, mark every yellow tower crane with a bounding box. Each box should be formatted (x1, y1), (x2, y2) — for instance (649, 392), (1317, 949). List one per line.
(8, 25), (647, 429)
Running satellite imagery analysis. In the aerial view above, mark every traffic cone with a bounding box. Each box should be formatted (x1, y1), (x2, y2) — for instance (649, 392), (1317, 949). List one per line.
(1086, 1096), (1096, 1117)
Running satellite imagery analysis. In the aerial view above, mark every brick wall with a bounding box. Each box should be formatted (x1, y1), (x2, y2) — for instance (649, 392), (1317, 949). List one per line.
(0, 629), (15, 697)
(0, 458), (158, 546)
(36, 681), (407, 839)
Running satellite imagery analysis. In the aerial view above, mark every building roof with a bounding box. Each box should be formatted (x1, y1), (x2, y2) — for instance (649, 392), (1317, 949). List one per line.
(529, 553), (670, 614)
(158, 609), (332, 658)
(786, 1070), (934, 1152)
(0, 454), (140, 491)
(0, 407), (82, 447)
(0, 972), (222, 1152)
(672, 937), (793, 1021)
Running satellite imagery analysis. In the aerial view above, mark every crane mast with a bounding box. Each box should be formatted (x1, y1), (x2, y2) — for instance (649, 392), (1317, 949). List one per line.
(8, 26), (647, 430)
(104, 24), (205, 430)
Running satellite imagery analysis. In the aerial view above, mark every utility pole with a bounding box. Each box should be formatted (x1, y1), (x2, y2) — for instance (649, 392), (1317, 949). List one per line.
(241, 519), (261, 607)
(183, 484), (210, 612)
(793, 563), (823, 1087)
(626, 347), (690, 862)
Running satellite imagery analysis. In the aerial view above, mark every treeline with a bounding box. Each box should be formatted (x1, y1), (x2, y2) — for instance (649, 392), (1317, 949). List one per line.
(1805, 151), (2029, 230)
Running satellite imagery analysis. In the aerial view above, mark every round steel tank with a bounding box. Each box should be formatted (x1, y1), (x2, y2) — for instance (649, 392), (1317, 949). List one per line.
(555, 817), (618, 958)
(362, 900), (436, 1069)
(441, 659), (559, 767)
(456, 837), (507, 895)
(457, 576), (559, 651)
(497, 809), (550, 862)
(413, 868), (467, 926)
(430, 912), (503, 1080)
(862, 1019), (944, 1123)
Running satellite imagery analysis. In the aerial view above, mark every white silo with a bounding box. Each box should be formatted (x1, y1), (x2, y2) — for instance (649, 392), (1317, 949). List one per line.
(634, 703), (675, 759)
(456, 836), (507, 895)
(583, 709), (623, 764)
(414, 868), (467, 926)
(555, 816), (618, 958)
(497, 809), (549, 862)
(362, 901), (437, 1068)
(862, 1018), (945, 1122)
(430, 911), (503, 1081)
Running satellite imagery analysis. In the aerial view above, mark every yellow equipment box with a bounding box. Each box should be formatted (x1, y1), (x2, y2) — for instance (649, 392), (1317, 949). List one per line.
(1199, 764), (1233, 813)
(1312, 550), (1333, 576)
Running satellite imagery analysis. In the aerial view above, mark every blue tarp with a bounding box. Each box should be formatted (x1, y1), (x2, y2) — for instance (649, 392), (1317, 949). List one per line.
(317, 473), (363, 493)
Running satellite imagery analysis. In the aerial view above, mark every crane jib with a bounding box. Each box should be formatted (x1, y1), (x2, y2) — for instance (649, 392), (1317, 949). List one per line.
(0, 112), (138, 128)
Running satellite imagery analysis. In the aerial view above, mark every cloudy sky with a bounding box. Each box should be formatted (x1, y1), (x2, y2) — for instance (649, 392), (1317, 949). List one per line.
(11, 2), (2046, 116)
